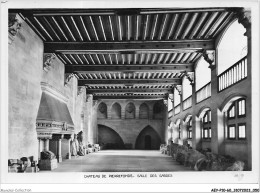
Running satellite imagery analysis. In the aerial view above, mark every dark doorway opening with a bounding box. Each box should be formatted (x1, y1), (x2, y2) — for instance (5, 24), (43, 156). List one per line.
(144, 135), (151, 150)
(135, 125), (161, 150)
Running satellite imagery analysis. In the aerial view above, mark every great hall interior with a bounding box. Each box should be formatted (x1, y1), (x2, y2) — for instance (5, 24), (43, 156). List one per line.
(6, 6), (253, 173)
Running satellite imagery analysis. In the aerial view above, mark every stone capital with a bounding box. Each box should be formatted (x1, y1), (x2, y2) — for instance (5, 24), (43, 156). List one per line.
(8, 13), (23, 44)
(43, 53), (55, 72)
(202, 50), (215, 69)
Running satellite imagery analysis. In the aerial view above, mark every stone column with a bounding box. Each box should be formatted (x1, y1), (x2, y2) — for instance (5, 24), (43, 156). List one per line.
(238, 8), (252, 170)
(44, 139), (49, 151)
(163, 100), (169, 144)
(182, 122), (188, 145)
(57, 135), (63, 163)
(38, 138), (41, 160)
(192, 116), (202, 150)
(67, 137), (72, 159)
(121, 107), (125, 119)
(135, 105), (140, 119)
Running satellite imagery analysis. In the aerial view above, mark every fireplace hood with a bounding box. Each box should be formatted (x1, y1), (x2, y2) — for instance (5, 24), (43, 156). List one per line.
(36, 83), (74, 139)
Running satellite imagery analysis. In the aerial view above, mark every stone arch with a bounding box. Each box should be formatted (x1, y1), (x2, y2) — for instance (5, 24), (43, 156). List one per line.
(197, 106), (211, 118)
(111, 102), (121, 119)
(139, 103), (149, 119)
(135, 125), (161, 150)
(153, 100), (164, 119)
(125, 102), (135, 119)
(183, 114), (192, 123)
(220, 93), (247, 112)
(175, 118), (181, 126)
(97, 102), (107, 119)
(97, 124), (125, 149)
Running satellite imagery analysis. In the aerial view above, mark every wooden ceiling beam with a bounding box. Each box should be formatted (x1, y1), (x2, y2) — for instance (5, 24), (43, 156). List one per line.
(78, 78), (181, 86)
(87, 88), (173, 94)
(93, 95), (167, 100)
(44, 39), (214, 53)
(65, 64), (194, 73)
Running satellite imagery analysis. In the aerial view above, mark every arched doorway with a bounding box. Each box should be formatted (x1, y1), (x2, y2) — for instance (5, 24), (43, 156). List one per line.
(135, 126), (161, 150)
(98, 125), (125, 149)
(144, 135), (151, 150)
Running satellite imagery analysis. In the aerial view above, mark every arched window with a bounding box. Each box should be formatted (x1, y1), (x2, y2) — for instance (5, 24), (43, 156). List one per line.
(226, 99), (246, 140)
(125, 102), (135, 119)
(217, 20), (247, 74)
(139, 103), (149, 119)
(111, 103), (121, 119)
(202, 110), (211, 139)
(97, 102), (107, 119)
(187, 118), (192, 139)
(153, 101), (164, 119)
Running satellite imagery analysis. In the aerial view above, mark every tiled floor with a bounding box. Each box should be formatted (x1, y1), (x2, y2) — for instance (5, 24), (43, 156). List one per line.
(44, 150), (193, 172)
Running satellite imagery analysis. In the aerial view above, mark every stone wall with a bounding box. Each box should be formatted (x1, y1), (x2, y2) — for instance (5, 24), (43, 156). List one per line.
(8, 16), (92, 160)
(96, 99), (166, 148)
(8, 18), (43, 160)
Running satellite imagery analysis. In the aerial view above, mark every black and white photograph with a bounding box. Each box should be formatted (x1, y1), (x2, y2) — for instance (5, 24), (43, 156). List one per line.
(0, 0), (259, 192)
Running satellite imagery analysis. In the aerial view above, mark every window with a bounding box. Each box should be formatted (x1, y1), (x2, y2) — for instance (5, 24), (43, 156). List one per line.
(226, 98), (246, 140)
(178, 124), (181, 139)
(228, 125), (236, 139)
(228, 105), (235, 119)
(238, 99), (246, 117)
(238, 123), (246, 139)
(202, 110), (211, 139)
(187, 118), (192, 139)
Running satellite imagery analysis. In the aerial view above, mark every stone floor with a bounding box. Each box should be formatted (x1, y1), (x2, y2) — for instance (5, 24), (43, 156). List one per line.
(42, 150), (193, 172)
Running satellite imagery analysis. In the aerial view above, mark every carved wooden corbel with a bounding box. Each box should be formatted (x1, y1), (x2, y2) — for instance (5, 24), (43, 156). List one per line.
(174, 85), (182, 95)
(43, 53), (55, 72)
(64, 73), (74, 86)
(237, 8), (251, 37)
(184, 72), (195, 85)
(77, 86), (85, 96)
(163, 99), (168, 107)
(8, 13), (22, 44)
(86, 94), (93, 102)
(202, 50), (215, 69)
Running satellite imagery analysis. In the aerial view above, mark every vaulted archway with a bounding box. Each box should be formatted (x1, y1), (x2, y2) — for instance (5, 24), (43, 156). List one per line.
(98, 124), (125, 149)
(135, 125), (161, 150)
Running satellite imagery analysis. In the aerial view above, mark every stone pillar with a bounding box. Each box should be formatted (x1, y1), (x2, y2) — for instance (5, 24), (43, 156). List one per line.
(38, 138), (41, 160)
(44, 139), (49, 151)
(163, 100), (169, 143)
(192, 116), (202, 150)
(135, 105), (140, 119)
(182, 122), (188, 145)
(67, 137), (72, 159)
(238, 8), (252, 170)
(121, 107), (125, 119)
(57, 135), (63, 163)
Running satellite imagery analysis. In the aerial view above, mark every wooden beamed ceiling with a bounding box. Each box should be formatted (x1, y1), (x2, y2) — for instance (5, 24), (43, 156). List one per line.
(16, 8), (239, 100)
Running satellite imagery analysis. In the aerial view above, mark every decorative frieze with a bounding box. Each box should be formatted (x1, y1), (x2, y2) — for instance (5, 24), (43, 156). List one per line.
(8, 13), (22, 44)
(43, 53), (55, 72)
(202, 50), (215, 69)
